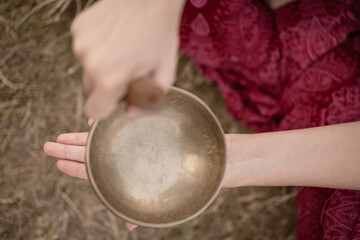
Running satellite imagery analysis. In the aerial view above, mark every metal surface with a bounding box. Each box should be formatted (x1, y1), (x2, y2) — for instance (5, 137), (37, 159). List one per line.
(86, 87), (226, 228)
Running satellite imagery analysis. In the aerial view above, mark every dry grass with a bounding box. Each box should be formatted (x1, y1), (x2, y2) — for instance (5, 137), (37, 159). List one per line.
(0, 1), (296, 239)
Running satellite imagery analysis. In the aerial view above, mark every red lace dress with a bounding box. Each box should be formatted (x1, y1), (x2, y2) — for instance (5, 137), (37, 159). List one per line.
(179, 0), (360, 239)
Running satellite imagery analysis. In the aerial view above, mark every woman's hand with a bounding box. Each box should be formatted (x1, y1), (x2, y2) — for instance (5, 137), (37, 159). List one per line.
(43, 119), (138, 230)
(71, 0), (185, 119)
(43, 132), (89, 179)
(43, 131), (235, 229)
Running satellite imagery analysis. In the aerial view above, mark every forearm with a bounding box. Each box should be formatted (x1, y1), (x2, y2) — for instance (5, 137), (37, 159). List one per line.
(224, 121), (360, 190)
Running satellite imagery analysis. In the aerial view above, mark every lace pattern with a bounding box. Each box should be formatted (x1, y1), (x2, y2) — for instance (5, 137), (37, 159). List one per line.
(180, 0), (360, 238)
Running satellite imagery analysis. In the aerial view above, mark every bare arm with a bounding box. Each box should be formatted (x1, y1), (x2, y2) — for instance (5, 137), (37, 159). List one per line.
(224, 121), (360, 190)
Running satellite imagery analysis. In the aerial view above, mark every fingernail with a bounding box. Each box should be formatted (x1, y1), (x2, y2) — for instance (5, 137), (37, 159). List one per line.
(43, 142), (49, 153)
(126, 222), (137, 230)
(88, 118), (95, 127)
(125, 107), (137, 118)
(57, 134), (64, 142)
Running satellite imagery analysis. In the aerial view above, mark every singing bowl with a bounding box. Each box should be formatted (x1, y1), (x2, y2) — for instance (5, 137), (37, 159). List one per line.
(86, 87), (226, 228)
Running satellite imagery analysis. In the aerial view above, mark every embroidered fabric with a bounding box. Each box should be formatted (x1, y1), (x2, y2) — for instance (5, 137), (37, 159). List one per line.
(179, 0), (360, 239)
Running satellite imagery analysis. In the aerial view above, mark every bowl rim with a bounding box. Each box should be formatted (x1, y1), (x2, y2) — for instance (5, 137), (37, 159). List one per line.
(85, 86), (227, 228)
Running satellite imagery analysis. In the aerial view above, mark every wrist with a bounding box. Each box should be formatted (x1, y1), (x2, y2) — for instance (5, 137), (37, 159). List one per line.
(223, 133), (286, 188)
(223, 134), (262, 188)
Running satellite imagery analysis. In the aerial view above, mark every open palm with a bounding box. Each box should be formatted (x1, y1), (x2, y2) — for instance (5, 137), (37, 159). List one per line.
(44, 132), (89, 179)
(43, 119), (137, 230)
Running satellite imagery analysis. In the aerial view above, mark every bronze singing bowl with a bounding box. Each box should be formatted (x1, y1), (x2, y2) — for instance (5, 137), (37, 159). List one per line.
(86, 87), (226, 228)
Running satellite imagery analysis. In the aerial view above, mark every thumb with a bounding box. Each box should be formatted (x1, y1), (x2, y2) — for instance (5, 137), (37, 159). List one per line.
(85, 71), (128, 119)
(152, 49), (178, 92)
(85, 86), (120, 119)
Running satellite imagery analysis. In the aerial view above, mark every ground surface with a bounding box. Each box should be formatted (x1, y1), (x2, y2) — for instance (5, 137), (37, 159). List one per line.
(0, 1), (296, 239)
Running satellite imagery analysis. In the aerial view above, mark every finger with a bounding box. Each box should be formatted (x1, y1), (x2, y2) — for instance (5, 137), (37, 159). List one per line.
(85, 87), (119, 119)
(82, 72), (94, 93)
(125, 105), (142, 117)
(88, 118), (95, 127)
(85, 70), (129, 119)
(56, 132), (89, 146)
(125, 222), (138, 230)
(152, 45), (178, 92)
(57, 160), (88, 179)
(44, 142), (85, 162)
(125, 104), (161, 117)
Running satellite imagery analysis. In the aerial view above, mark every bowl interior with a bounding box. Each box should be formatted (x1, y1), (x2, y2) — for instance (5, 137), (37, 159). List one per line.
(86, 88), (226, 227)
